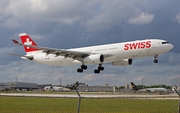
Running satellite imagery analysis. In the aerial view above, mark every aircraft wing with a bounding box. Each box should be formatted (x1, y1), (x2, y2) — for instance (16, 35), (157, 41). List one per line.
(12, 39), (112, 61)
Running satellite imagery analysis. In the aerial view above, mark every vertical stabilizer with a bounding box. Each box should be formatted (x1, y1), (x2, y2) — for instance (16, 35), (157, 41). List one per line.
(19, 33), (39, 53)
(131, 82), (139, 91)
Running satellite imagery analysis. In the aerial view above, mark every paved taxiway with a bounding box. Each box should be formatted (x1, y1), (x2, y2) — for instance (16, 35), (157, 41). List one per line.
(0, 93), (179, 100)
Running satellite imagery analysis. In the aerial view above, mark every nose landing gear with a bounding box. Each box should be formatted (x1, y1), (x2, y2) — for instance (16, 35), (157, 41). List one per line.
(153, 55), (158, 63)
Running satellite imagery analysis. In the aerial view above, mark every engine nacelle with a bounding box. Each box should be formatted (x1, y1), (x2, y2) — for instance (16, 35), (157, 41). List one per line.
(21, 55), (34, 60)
(83, 54), (104, 64)
(112, 59), (132, 66)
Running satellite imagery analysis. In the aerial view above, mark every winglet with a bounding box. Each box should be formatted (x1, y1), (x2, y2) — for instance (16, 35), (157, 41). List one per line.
(12, 39), (19, 44)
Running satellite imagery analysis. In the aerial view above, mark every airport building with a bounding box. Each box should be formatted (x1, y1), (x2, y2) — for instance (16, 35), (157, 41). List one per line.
(0, 82), (38, 91)
(0, 82), (4, 91)
(0, 81), (115, 92)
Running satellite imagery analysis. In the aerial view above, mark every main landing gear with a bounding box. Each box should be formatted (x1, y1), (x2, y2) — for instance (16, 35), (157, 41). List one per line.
(77, 65), (87, 73)
(94, 64), (104, 74)
(77, 64), (104, 74)
(153, 55), (158, 63)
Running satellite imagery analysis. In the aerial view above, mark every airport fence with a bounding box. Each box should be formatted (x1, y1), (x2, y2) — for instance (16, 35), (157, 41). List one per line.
(0, 92), (179, 113)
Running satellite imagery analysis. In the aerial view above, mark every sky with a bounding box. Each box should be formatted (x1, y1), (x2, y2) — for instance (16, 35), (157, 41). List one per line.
(0, 0), (180, 86)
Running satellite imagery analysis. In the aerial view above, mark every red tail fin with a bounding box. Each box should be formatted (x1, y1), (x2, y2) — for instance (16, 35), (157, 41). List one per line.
(19, 33), (39, 53)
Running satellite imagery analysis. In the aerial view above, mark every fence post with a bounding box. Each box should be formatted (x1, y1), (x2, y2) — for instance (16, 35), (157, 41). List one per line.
(72, 81), (81, 113)
(172, 86), (180, 113)
(76, 88), (81, 113)
(179, 99), (180, 113)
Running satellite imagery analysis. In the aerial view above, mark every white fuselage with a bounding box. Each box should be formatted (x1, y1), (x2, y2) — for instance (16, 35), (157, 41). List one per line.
(138, 88), (167, 93)
(25, 39), (173, 66)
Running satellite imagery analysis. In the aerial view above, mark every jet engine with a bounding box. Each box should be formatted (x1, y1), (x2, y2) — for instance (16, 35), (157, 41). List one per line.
(83, 54), (104, 64)
(112, 59), (132, 66)
(21, 55), (34, 60)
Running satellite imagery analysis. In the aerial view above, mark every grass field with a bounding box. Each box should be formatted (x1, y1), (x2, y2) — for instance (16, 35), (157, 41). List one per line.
(0, 96), (178, 113)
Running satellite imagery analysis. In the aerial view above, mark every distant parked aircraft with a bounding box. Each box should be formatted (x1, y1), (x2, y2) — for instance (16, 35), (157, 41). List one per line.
(131, 82), (167, 93)
(44, 86), (70, 91)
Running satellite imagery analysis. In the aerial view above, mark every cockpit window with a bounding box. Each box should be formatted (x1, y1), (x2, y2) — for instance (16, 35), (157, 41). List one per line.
(162, 42), (169, 44)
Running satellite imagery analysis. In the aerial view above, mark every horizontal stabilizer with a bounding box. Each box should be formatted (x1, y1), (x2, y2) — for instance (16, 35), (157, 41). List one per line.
(7, 53), (33, 60)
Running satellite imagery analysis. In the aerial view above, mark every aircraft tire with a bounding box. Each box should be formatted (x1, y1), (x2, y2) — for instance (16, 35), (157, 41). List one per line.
(94, 69), (100, 74)
(81, 65), (87, 70)
(77, 68), (83, 73)
(98, 66), (104, 71)
(153, 59), (158, 63)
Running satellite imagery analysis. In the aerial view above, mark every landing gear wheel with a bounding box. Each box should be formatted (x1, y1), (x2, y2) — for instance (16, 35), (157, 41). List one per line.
(153, 59), (158, 63)
(94, 69), (100, 74)
(98, 66), (104, 71)
(153, 55), (158, 63)
(77, 68), (83, 73)
(81, 65), (87, 70)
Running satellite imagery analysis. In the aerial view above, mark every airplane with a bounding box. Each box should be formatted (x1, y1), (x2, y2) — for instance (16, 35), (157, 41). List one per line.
(11, 33), (173, 74)
(131, 82), (167, 93)
(44, 86), (70, 91)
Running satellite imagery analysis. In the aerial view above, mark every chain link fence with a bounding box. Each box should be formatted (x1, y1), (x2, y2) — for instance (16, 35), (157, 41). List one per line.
(0, 92), (179, 113)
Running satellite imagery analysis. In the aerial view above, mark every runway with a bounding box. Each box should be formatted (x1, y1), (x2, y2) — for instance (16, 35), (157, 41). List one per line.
(0, 93), (179, 100)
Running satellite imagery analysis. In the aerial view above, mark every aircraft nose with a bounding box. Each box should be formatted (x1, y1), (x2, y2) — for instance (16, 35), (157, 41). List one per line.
(170, 44), (174, 50)
(166, 43), (174, 51)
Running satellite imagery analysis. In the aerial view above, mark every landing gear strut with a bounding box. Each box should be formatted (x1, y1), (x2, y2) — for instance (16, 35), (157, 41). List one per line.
(77, 65), (87, 73)
(94, 64), (104, 74)
(153, 55), (158, 63)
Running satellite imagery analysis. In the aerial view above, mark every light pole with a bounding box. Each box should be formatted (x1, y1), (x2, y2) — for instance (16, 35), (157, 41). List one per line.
(142, 77), (144, 88)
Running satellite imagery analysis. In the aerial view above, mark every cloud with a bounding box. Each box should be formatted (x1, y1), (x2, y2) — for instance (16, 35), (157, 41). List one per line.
(4, 0), (91, 26)
(168, 76), (179, 80)
(84, 1), (143, 32)
(82, 74), (96, 81)
(30, 0), (47, 12)
(133, 76), (144, 82)
(128, 12), (154, 25)
(174, 13), (180, 23)
(136, 70), (144, 73)
(148, 70), (174, 75)
(29, 34), (45, 39)
(0, 0), (180, 86)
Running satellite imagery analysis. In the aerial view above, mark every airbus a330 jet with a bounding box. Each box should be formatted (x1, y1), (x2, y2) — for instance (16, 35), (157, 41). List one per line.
(12, 33), (173, 74)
